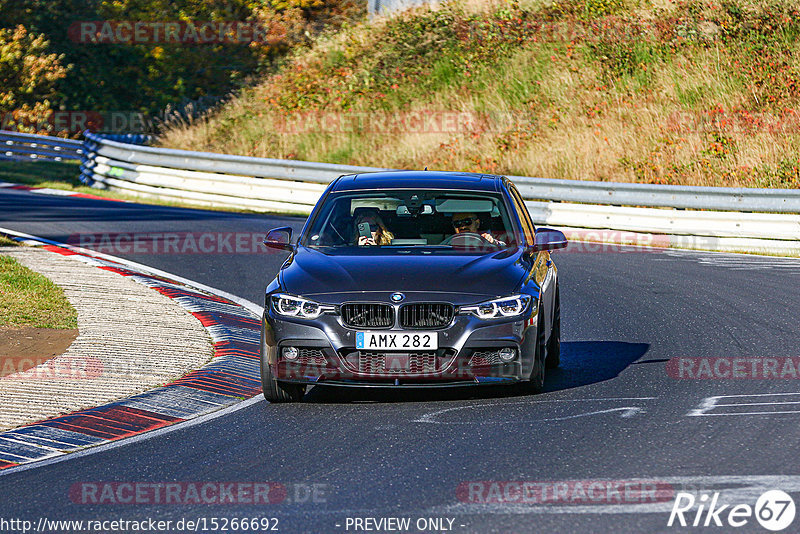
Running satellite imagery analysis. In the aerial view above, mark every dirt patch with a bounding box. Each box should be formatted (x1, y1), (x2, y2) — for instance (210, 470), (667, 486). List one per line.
(0, 327), (78, 377)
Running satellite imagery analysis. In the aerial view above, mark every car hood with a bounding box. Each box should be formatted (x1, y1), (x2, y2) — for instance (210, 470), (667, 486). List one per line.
(280, 247), (528, 301)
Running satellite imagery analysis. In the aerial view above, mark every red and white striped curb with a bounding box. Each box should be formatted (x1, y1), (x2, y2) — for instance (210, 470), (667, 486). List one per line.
(0, 233), (263, 471)
(0, 180), (127, 202)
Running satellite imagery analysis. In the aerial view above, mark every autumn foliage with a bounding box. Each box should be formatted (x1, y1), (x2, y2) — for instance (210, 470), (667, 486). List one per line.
(0, 0), (364, 135)
(0, 25), (67, 134)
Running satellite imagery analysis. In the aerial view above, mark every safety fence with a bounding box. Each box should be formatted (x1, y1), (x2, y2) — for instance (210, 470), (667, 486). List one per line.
(0, 131), (84, 162)
(5, 130), (800, 253)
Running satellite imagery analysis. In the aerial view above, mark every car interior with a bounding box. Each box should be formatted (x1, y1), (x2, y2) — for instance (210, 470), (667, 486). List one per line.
(310, 194), (515, 247)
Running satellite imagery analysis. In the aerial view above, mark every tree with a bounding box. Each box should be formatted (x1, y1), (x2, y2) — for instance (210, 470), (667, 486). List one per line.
(0, 25), (67, 133)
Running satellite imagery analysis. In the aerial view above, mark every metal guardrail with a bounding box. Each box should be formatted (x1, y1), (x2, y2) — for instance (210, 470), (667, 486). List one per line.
(82, 131), (384, 184)
(511, 175), (800, 213)
(525, 200), (800, 241)
(4, 130), (799, 250)
(368, 0), (434, 16)
(0, 131), (84, 162)
(79, 131), (800, 214)
(80, 131), (387, 213)
(77, 131), (800, 249)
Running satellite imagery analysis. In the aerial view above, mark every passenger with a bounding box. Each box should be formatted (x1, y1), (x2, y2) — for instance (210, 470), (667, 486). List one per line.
(354, 210), (394, 246)
(451, 212), (505, 246)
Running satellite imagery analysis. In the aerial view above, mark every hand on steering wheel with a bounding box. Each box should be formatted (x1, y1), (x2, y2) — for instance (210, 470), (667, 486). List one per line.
(440, 232), (494, 247)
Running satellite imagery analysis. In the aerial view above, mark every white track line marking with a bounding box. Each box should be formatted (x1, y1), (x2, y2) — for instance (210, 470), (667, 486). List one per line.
(694, 411), (800, 416)
(688, 393), (800, 417)
(0, 227), (267, 476)
(715, 401), (800, 407)
(0, 395), (264, 477)
(414, 397), (655, 424)
(425, 475), (800, 516)
(28, 188), (77, 196)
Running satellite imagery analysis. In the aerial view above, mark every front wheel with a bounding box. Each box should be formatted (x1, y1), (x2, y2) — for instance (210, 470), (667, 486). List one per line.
(260, 350), (305, 403)
(545, 286), (561, 369)
(525, 306), (546, 394)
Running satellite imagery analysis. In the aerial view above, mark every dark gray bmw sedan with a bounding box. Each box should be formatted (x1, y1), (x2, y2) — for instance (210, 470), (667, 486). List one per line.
(260, 171), (566, 401)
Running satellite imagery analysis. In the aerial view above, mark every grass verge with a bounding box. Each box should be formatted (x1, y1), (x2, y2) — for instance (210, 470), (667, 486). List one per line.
(0, 255), (78, 329)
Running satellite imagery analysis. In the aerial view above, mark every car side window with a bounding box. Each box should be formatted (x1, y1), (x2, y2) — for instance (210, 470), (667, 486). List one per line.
(507, 184), (535, 244)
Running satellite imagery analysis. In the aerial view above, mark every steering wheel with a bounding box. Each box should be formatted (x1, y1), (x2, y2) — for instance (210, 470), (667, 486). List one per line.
(440, 232), (494, 247)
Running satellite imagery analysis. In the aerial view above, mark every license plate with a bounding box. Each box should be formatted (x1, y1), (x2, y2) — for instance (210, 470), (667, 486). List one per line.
(356, 331), (438, 351)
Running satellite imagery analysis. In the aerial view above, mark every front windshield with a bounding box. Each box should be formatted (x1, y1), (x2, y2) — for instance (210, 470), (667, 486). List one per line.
(302, 190), (518, 251)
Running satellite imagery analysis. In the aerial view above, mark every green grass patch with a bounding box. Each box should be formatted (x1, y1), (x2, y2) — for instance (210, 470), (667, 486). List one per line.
(0, 236), (19, 247)
(322, 144), (358, 164)
(0, 160), (83, 188)
(0, 255), (77, 329)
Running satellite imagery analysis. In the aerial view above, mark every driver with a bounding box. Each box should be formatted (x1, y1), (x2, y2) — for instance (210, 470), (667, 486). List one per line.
(451, 212), (505, 246)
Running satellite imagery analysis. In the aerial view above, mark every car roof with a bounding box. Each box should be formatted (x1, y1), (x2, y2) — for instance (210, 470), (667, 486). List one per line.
(331, 170), (504, 192)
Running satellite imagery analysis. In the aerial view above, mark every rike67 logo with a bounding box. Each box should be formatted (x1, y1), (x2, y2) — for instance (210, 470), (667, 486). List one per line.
(668, 490), (796, 531)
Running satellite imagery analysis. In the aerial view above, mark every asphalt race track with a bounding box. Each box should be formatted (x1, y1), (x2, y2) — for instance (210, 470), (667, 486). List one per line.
(2, 187), (800, 533)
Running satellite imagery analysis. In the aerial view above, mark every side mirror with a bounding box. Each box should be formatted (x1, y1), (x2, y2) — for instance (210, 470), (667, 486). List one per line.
(263, 227), (295, 251)
(531, 228), (568, 252)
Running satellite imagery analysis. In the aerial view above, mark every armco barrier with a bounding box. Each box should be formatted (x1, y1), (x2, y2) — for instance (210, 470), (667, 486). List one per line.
(79, 131), (387, 213)
(6, 130), (800, 252)
(511, 175), (800, 213)
(524, 201), (800, 241)
(0, 131), (84, 162)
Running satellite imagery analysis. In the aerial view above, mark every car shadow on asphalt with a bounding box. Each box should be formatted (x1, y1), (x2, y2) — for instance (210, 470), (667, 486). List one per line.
(304, 340), (650, 404)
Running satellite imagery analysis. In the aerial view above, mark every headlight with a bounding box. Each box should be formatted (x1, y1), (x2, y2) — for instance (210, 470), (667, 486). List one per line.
(271, 294), (334, 319)
(460, 295), (533, 319)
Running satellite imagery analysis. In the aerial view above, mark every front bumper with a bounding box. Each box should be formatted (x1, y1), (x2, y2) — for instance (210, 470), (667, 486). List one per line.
(263, 306), (538, 387)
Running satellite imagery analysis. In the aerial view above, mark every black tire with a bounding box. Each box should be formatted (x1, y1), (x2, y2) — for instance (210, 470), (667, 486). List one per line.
(545, 286), (561, 370)
(261, 352), (305, 403)
(525, 305), (546, 394)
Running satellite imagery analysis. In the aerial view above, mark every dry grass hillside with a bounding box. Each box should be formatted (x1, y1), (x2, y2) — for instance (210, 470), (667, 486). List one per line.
(160, 0), (800, 188)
